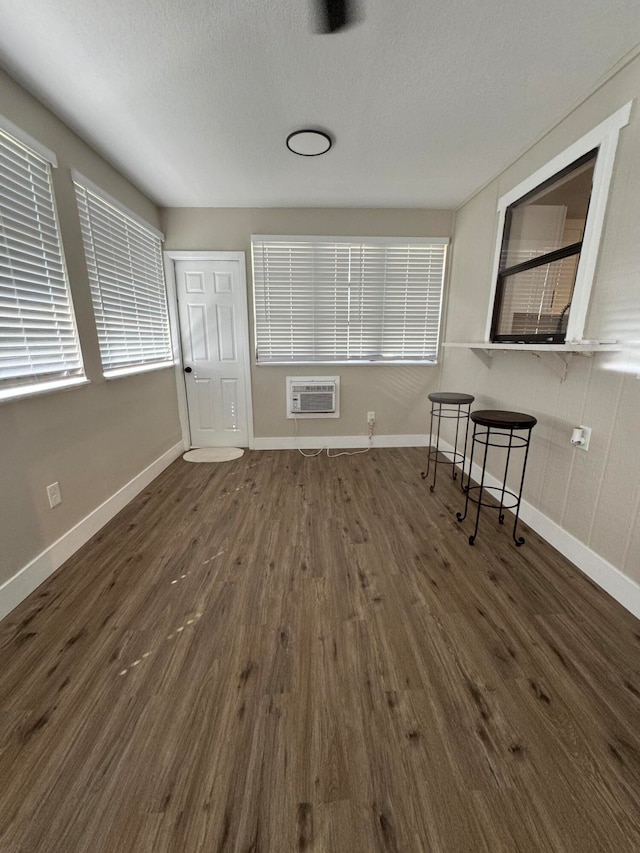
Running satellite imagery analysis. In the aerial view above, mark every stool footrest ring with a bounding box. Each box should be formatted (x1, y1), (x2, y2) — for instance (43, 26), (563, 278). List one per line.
(461, 484), (521, 512)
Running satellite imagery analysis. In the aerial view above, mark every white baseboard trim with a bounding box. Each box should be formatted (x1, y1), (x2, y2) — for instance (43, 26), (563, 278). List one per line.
(252, 434), (429, 451)
(0, 441), (184, 622)
(437, 438), (640, 621)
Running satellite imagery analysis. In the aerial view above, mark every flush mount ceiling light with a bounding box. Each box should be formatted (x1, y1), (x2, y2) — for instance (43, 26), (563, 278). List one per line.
(286, 130), (332, 156)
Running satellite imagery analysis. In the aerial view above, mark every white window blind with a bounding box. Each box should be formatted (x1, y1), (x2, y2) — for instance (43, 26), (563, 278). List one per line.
(0, 127), (84, 400)
(252, 236), (448, 364)
(74, 182), (172, 376)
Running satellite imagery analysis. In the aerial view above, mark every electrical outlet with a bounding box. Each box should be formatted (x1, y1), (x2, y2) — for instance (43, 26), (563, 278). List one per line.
(47, 481), (62, 508)
(367, 411), (376, 424)
(577, 425), (591, 452)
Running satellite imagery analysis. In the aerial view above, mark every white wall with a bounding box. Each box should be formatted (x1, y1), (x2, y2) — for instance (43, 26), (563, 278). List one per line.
(440, 54), (640, 588)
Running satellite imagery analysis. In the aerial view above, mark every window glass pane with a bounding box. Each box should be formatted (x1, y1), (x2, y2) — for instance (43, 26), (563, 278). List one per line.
(501, 152), (596, 269)
(495, 254), (579, 339)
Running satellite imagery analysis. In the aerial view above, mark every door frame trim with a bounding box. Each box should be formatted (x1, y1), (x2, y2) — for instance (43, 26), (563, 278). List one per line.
(163, 250), (255, 450)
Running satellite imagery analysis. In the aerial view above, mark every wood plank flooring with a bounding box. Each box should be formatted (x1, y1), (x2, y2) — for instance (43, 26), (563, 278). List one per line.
(1, 448), (640, 852)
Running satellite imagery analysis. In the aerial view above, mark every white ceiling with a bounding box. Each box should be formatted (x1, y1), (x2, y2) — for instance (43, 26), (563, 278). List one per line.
(0, 0), (638, 209)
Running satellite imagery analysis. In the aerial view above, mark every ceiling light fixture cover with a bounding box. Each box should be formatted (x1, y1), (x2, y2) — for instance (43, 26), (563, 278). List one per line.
(286, 130), (332, 156)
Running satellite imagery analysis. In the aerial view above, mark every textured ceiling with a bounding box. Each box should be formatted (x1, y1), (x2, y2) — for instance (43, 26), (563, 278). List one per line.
(0, 0), (638, 208)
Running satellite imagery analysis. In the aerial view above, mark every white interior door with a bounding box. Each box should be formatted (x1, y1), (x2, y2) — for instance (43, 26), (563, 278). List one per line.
(174, 253), (251, 448)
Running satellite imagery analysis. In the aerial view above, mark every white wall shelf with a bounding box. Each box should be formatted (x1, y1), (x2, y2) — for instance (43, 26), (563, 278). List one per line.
(443, 341), (621, 381)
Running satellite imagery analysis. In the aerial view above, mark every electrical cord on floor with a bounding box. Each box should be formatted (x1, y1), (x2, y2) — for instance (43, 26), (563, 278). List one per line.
(293, 415), (324, 457)
(294, 415), (373, 457)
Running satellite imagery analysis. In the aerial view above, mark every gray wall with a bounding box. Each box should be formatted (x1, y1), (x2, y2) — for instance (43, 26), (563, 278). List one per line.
(162, 207), (455, 439)
(440, 55), (640, 583)
(0, 70), (182, 586)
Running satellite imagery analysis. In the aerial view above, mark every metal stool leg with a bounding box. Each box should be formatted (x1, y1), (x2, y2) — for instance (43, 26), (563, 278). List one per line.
(461, 411), (471, 492)
(427, 401), (435, 480)
(451, 403), (461, 481)
(421, 401), (436, 485)
(430, 401), (443, 492)
(498, 428), (514, 525)
(456, 420), (478, 524)
(512, 427), (533, 546)
(468, 426), (490, 546)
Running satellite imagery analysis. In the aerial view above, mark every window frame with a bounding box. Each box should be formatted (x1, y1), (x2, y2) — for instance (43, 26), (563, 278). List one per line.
(491, 148), (598, 343)
(0, 117), (86, 404)
(485, 100), (632, 345)
(73, 171), (174, 379)
(251, 234), (449, 366)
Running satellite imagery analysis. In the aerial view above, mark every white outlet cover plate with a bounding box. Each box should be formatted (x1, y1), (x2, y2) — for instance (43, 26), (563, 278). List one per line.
(47, 482), (62, 507)
(577, 425), (592, 451)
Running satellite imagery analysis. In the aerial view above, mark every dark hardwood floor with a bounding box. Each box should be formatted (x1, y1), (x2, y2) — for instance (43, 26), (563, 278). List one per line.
(1, 448), (640, 852)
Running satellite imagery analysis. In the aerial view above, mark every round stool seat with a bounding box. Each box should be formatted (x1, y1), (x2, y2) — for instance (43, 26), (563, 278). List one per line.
(428, 391), (475, 405)
(471, 409), (537, 430)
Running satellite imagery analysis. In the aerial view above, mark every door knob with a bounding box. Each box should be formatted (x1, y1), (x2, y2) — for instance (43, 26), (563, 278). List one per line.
(184, 366), (193, 373)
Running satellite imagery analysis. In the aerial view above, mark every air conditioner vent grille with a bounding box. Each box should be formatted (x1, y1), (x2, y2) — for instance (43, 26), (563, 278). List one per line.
(291, 384), (335, 393)
(286, 376), (340, 418)
(299, 392), (334, 412)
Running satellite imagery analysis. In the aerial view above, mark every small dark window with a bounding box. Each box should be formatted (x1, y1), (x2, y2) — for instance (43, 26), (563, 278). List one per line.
(491, 149), (597, 343)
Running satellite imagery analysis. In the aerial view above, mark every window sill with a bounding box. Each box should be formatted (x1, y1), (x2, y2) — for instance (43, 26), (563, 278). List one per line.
(444, 341), (621, 352)
(256, 360), (438, 367)
(0, 376), (90, 405)
(443, 341), (621, 381)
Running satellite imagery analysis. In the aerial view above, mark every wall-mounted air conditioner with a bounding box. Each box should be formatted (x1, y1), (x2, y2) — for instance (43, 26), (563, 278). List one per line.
(286, 376), (340, 419)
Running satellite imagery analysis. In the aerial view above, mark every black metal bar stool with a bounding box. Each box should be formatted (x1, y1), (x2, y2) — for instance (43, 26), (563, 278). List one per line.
(456, 410), (537, 546)
(421, 392), (474, 492)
